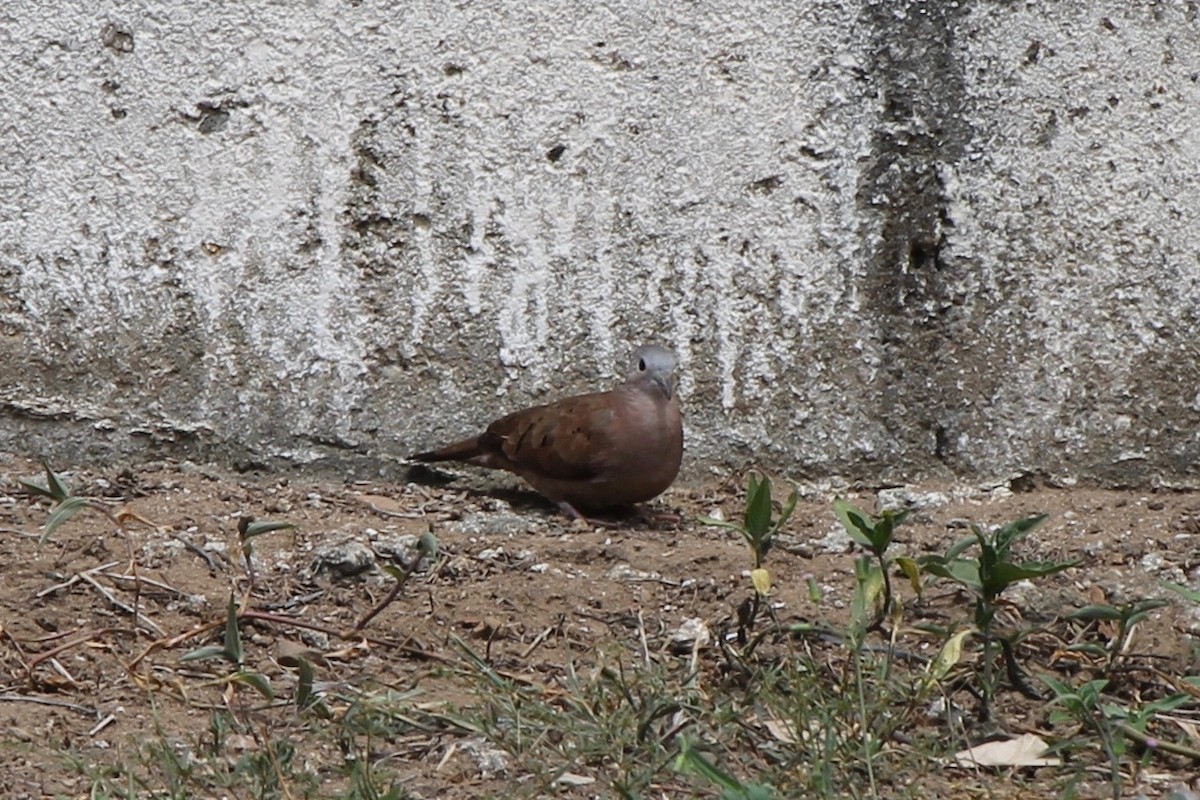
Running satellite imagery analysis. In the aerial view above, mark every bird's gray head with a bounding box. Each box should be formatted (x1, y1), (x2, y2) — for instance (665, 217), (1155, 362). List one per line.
(627, 344), (678, 400)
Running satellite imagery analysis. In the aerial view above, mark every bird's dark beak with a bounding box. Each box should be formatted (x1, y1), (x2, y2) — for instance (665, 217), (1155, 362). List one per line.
(654, 375), (674, 400)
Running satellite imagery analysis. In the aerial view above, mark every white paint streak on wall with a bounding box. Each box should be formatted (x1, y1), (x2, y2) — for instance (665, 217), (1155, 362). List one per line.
(461, 189), (491, 316)
(712, 247), (740, 412)
(670, 252), (697, 403)
(406, 127), (439, 350)
(577, 195), (615, 368)
(495, 174), (551, 374)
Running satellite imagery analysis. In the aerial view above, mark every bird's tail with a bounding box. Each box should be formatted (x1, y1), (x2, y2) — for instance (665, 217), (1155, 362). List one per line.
(410, 436), (483, 463)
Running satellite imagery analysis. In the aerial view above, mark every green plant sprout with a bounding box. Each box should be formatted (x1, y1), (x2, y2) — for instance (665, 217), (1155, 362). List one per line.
(1066, 597), (1170, 671)
(833, 499), (911, 636)
(700, 472), (798, 594)
(700, 473), (798, 650)
(920, 514), (1077, 717)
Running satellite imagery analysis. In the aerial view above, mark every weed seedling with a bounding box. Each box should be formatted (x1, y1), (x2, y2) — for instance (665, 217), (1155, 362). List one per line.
(920, 514), (1077, 718)
(833, 499), (911, 636)
(1066, 597), (1170, 672)
(700, 473), (798, 647)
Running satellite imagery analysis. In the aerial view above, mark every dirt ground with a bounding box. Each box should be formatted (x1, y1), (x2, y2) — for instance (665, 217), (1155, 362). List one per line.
(1, 454), (1199, 799)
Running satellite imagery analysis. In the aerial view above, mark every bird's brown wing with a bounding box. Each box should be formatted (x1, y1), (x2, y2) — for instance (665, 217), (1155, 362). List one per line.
(479, 392), (617, 481)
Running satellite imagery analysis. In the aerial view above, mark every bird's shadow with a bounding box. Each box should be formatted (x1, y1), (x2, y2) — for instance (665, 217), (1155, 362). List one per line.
(404, 463), (658, 527)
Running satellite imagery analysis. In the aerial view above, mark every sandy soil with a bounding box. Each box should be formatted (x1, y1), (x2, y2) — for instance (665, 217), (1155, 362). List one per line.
(1, 455), (1199, 799)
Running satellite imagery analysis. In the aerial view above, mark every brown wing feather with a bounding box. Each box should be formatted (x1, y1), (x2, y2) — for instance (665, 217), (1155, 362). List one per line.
(481, 393), (616, 481)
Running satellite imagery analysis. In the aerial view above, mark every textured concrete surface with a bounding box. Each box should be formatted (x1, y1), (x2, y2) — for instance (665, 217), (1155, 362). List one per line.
(1, 2), (1198, 485)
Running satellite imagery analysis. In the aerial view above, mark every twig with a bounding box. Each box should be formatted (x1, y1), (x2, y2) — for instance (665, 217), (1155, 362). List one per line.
(79, 571), (163, 636)
(86, 501), (145, 635)
(7, 625), (90, 645)
(345, 494), (429, 519)
(0, 693), (99, 716)
(435, 741), (459, 771)
(172, 535), (223, 572)
(259, 590), (326, 612)
(0, 527), (39, 539)
(237, 516), (258, 593)
(25, 628), (131, 671)
(1119, 722), (1200, 761)
(47, 657), (81, 688)
(35, 561), (120, 599)
(88, 714), (117, 736)
(35, 573), (81, 598)
(520, 624), (556, 659)
(637, 610), (652, 668)
(354, 548), (431, 632)
(99, 570), (186, 597)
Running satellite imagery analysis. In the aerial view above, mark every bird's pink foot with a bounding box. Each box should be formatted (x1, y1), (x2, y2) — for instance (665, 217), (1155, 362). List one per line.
(557, 501), (622, 529)
(634, 506), (682, 527)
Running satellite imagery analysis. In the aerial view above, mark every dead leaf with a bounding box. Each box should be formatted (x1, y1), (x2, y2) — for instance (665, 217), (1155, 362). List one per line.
(1174, 718), (1200, 747)
(764, 717), (800, 744)
(115, 507), (162, 529)
(927, 628), (974, 683)
(952, 734), (1060, 768)
(751, 568), (772, 595)
(276, 640), (328, 668)
(355, 494), (417, 517)
(553, 772), (596, 786)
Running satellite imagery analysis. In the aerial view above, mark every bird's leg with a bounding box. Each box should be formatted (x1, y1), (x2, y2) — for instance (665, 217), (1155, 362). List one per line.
(557, 501), (622, 529)
(556, 501), (679, 530)
(635, 505), (682, 527)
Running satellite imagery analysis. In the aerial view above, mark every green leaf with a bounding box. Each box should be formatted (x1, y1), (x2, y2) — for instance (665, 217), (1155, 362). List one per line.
(832, 498), (877, 549)
(242, 520), (295, 539)
(20, 462), (73, 502)
(1161, 581), (1200, 604)
(43, 462), (71, 503)
(986, 559), (1077, 590)
(40, 496), (89, 543)
(773, 488), (799, 534)
(1126, 598), (1170, 615)
(804, 574), (822, 604)
(17, 478), (56, 500)
(180, 644), (232, 663)
(744, 473), (773, 540)
(223, 594), (243, 666)
(919, 556), (982, 591)
(449, 633), (507, 689)
(380, 563), (406, 581)
(232, 671), (274, 700)
(675, 737), (750, 793)
(992, 513), (1049, 555)
(675, 739), (780, 799)
(975, 528), (997, 576)
(1064, 643), (1108, 657)
(943, 532), (979, 560)
(697, 515), (746, 533)
(418, 530), (440, 557)
(895, 556), (923, 596)
(1068, 604), (1125, 621)
(927, 627), (974, 683)
(850, 558), (885, 632)
(296, 657), (316, 709)
(1139, 692), (1193, 717)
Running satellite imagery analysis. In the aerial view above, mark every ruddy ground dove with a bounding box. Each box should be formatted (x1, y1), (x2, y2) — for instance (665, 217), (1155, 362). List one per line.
(411, 345), (683, 520)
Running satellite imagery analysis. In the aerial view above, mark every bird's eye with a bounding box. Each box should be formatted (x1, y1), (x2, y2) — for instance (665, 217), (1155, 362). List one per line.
(638, 358), (646, 371)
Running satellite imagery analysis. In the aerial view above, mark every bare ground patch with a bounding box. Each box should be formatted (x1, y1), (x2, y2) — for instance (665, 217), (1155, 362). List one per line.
(1, 456), (1199, 799)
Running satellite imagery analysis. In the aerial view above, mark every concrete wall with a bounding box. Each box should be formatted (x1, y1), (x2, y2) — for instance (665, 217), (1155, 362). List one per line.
(1, 1), (1198, 485)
